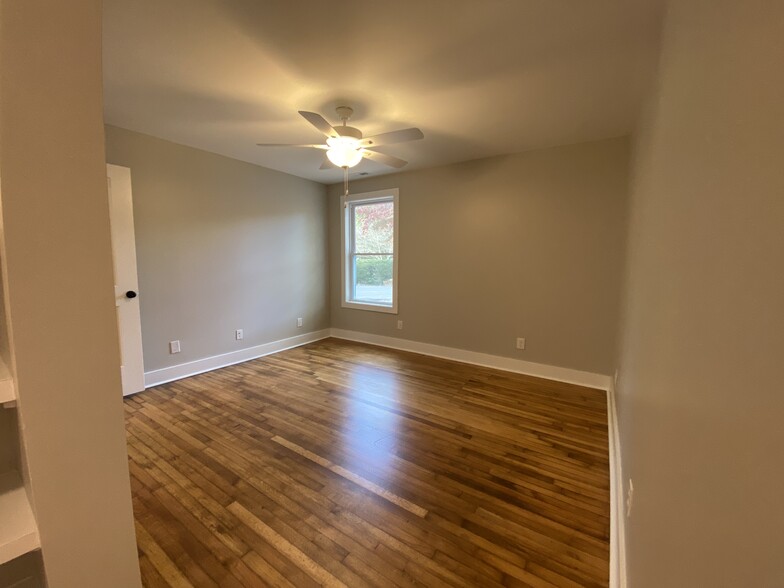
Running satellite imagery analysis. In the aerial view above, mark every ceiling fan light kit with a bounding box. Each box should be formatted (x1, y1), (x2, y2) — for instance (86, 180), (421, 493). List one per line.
(257, 106), (424, 172)
(326, 135), (363, 168)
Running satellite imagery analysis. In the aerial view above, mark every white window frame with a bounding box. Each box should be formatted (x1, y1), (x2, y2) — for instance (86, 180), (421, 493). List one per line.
(341, 188), (399, 314)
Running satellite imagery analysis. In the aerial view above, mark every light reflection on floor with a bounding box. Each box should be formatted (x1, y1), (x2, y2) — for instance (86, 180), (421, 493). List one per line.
(339, 363), (403, 485)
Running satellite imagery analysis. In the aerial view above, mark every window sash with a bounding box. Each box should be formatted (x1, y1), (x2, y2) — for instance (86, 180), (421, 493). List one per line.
(349, 199), (394, 256)
(349, 253), (394, 303)
(342, 190), (398, 313)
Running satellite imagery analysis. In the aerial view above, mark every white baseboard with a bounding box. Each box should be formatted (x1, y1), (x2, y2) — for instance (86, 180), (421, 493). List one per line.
(607, 377), (627, 588)
(143, 329), (331, 388)
(144, 327), (612, 392)
(329, 328), (612, 391)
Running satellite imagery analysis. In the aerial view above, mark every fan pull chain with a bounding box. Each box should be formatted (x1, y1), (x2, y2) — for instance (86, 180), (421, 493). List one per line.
(343, 166), (349, 197)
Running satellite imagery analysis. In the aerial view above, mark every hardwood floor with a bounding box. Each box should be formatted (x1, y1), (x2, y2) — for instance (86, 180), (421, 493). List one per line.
(125, 338), (610, 587)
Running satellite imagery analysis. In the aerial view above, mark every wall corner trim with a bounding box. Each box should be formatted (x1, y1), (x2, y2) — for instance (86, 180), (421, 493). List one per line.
(607, 378), (627, 588)
(142, 329), (331, 388)
(330, 328), (612, 391)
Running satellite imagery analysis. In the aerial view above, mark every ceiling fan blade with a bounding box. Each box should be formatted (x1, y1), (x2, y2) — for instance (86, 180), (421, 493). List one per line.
(298, 111), (339, 138)
(256, 143), (329, 149)
(360, 128), (423, 148)
(360, 149), (408, 169)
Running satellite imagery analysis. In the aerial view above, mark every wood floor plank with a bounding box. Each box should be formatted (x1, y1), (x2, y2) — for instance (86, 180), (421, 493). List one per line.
(138, 554), (175, 588)
(271, 435), (429, 518)
(228, 502), (349, 588)
(135, 520), (195, 588)
(126, 338), (610, 587)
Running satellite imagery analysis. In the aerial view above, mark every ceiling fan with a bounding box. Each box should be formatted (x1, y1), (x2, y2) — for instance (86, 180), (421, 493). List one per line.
(256, 106), (424, 170)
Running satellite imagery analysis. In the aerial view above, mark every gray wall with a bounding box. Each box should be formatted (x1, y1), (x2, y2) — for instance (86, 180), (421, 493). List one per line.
(617, 1), (784, 585)
(0, 1), (141, 585)
(105, 126), (329, 372)
(328, 137), (630, 375)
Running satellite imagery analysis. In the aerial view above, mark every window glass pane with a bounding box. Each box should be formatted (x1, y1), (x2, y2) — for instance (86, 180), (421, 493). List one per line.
(352, 254), (393, 305)
(353, 201), (394, 254)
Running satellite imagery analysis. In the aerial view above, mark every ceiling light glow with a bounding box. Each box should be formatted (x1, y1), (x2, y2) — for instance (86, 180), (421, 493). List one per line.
(326, 136), (363, 168)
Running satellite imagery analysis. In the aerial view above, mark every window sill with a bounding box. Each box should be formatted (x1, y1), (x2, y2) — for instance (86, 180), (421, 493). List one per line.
(342, 300), (398, 314)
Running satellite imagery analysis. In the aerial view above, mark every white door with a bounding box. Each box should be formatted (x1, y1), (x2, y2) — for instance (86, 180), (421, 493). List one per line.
(107, 164), (145, 395)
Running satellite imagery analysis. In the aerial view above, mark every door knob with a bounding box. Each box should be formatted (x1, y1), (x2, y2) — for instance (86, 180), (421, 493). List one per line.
(125, 290), (137, 299)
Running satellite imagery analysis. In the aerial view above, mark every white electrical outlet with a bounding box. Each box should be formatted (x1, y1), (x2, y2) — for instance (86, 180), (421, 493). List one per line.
(235, 329), (243, 341)
(516, 337), (526, 350)
(169, 340), (181, 354)
(397, 320), (403, 330)
(626, 479), (634, 517)
(297, 317), (303, 328)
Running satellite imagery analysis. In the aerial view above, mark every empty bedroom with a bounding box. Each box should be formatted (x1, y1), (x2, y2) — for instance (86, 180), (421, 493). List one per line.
(0, 1), (781, 588)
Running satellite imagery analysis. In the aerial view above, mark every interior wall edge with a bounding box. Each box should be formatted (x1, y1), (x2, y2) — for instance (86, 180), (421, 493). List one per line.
(607, 376), (627, 588)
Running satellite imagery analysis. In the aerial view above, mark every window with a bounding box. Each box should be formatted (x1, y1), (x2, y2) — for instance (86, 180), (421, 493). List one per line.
(341, 189), (399, 313)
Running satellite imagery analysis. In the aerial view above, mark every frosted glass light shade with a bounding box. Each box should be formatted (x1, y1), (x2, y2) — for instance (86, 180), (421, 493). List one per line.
(326, 136), (363, 168)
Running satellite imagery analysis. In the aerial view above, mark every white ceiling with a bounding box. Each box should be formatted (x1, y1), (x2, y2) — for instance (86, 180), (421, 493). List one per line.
(103, 0), (664, 184)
